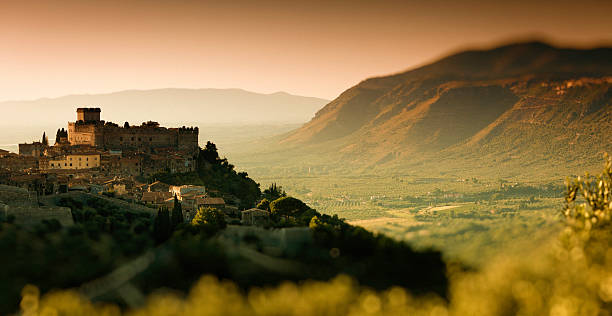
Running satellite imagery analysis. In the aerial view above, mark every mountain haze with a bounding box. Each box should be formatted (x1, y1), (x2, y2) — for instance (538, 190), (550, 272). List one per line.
(269, 42), (612, 177)
(0, 89), (329, 126)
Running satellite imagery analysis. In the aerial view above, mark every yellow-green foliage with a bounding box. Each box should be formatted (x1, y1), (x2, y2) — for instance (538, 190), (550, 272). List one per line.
(191, 207), (226, 228)
(563, 154), (612, 230)
(19, 241), (612, 316)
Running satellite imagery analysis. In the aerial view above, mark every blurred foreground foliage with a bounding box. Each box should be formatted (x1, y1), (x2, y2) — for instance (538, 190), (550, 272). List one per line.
(0, 195), (154, 314)
(563, 153), (611, 230)
(19, 155), (612, 316)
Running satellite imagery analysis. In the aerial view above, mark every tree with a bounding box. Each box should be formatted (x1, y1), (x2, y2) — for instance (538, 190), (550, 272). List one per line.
(257, 198), (271, 211)
(124, 122), (130, 129)
(200, 141), (220, 164)
(269, 196), (308, 219)
(192, 207), (226, 229)
(153, 207), (171, 244)
(171, 195), (183, 228)
(42, 132), (48, 146)
(263, 183), (287, 201)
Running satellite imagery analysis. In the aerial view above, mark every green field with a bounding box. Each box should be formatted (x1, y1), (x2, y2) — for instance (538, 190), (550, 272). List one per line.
(250, 173), (565, 266)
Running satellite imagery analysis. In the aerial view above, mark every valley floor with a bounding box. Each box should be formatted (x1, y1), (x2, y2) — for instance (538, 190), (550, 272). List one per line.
(250, 173), (565, 266)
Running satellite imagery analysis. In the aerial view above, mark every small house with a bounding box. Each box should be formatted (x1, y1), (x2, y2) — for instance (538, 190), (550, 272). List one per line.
(241, 208), (270, 226)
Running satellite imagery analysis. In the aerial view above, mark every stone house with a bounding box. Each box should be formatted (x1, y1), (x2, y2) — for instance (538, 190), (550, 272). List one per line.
(241, 208), (270, 226)
(169, 185), (206, 200)
(43, 153), (101, 170)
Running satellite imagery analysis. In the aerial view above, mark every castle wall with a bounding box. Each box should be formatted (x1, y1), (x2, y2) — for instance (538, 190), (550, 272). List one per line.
(68, 123), (104, 147)
(177, 129), (199, 154)
(102, 126), (178, 151)
(68, 124), (198, 154)
(67, 109), (199, 154)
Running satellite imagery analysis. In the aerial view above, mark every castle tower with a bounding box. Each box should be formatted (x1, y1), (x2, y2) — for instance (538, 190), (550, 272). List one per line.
(77, 108), (101, 122)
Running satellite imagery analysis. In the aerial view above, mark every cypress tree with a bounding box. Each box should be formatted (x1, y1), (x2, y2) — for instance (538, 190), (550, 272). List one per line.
(171, 195), (183, 228)
(153, 207), (171, 244)
(42, 132), (48, 146)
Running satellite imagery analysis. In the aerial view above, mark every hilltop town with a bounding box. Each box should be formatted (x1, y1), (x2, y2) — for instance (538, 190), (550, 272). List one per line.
(0, 107), (247, 223)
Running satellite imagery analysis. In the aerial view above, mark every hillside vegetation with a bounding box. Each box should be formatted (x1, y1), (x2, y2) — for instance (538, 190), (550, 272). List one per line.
(18, 156), (612, 316)
(0, 145), (447, 315)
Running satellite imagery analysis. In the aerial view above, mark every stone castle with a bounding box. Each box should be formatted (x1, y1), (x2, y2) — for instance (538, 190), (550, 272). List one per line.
(68, 108), (199, 154)
(0, 108), (206, 226)
(8, 108), (199, 177)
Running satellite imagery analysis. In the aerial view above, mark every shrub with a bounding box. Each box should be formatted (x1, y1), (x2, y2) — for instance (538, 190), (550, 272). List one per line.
(562, 153), (611, 230)
(192, 207), (227, 229)
(269, 196), (309, 218)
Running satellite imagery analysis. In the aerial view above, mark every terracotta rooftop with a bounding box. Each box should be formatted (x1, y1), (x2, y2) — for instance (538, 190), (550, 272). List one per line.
(142, 191), (172, 203)
(198, 197), (225, 205)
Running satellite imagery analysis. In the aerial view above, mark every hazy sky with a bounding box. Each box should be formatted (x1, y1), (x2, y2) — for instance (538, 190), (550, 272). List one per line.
(1, 0), (611, 101)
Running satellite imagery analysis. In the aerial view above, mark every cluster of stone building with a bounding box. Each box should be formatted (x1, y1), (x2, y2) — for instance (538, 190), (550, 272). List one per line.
(0, 107), (271, 226)
(138, 182), (236, 222)
(0, 107), (201, 205)
(139, 181), (270, 224)
(1, 108), (197, 176)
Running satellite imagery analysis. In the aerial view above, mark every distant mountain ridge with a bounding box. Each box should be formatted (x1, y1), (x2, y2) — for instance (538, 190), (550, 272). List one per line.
(0, 88), (329, 126)
(275, 42), (612, 177)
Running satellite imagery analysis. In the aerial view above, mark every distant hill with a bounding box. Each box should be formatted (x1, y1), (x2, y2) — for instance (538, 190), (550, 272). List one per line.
(250, 42), (612, 179)
(0, 88), (329, 126)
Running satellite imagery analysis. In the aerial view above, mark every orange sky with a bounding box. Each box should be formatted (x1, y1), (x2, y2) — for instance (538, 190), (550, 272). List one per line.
(0, 0), (611, 101)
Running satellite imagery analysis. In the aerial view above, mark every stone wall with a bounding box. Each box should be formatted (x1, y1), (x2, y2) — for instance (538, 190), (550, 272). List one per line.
(68, 122), (103, 147)
(68, 123), (199, 154)
(103, 126), (177, 151)
(77, 108), (101, 122)
(0, 184), (36, 206)
(0, 156), (38, 171)
(5, 206), (74, 226)
(0, 184), (73, 226)
(177, 129), (199, 154)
